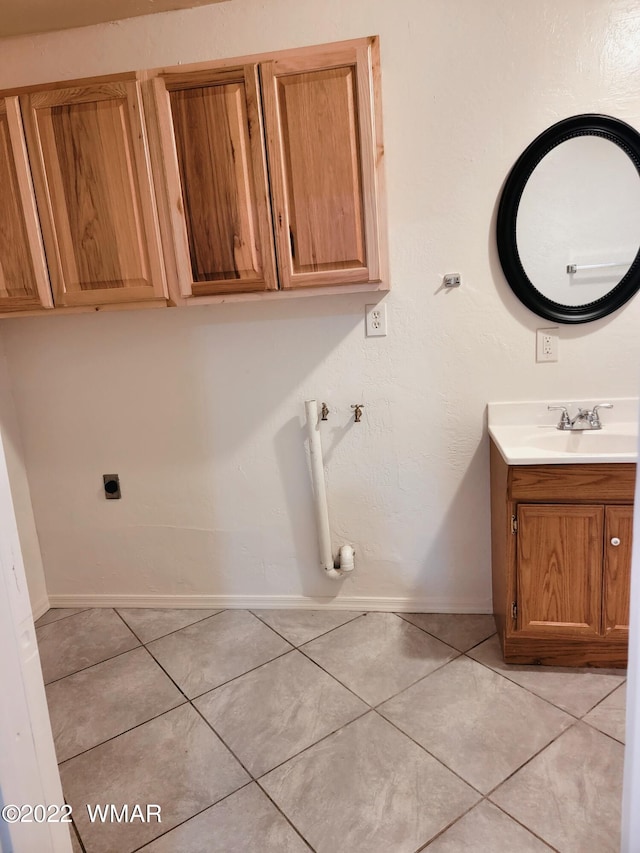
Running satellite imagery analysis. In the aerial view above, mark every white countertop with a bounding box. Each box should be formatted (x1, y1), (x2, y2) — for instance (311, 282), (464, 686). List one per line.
(488, 399), (639, 465)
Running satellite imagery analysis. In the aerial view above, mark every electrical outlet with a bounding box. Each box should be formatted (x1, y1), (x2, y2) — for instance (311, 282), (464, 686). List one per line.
(365, 303), (388, 336)
(536, 328), (559, 363)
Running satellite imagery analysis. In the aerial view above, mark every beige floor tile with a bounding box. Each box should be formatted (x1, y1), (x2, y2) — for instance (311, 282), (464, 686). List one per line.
(251, 609), (364, 645)
(45, 647), (185, 761)
(62, 704), (248, 853)
(400, 613), (496, 651)
(140, 783), (310, 852)
(379, 656), (572, 793)
(195, 650), (367, 776)
(301, 612), (457, 705)
(491, 722), (624, 853)
(468, 635), (626, 716)
(147, 610), (292, 698)
(35, 608), (89, 628)
(261, 712), (479, 853)
(36, 609), (139, 683)
(583, 683), (627, 743)
(116, 607), (223, 643)
(425, 800), (552, 851)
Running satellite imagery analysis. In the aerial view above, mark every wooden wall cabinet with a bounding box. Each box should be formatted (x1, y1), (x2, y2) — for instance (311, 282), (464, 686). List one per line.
(149, 65), (276, 297)
(0, 37), (386, 317)
(0, 97), (52, 313)
(147, 37), (386, 302)
(21, 78), (166, 309)
(490, 440), (634, 667)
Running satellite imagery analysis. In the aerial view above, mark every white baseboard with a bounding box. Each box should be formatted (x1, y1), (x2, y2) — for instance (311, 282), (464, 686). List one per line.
(46, 593), (492, 614)
(30, 596), (50, 621)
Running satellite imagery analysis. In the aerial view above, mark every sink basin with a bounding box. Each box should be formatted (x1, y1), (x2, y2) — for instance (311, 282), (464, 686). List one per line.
(488, 399), (639, 465)
(524, 430), (638, 455)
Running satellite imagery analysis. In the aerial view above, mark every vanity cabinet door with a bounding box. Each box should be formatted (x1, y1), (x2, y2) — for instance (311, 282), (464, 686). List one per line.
(21, 80), (166, 308)
(260, 39), (383, 290)
(150, 66), (277, 298)
(603, 505), (633, 638)
(0, 97), (52, 312)
(516, 504), (604, 637)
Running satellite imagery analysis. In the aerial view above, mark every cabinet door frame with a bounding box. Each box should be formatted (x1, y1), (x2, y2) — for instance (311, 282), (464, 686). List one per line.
(260, 37), (384, 290)
(603, 504), (633, 638)
(148, 65), (277, 299)
(0, 97), (53, 311)
(516, 503), (604, 638)
(21, 79), (167, 308)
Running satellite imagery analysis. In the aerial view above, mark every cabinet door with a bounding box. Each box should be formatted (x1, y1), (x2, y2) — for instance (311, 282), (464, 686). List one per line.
(261, 38), (383, 289)
(150, 66), (276, 298)
(603, 505), (633, 638)
(517, 504), (603, 637)
(21, 80), (166, 307)
(0, 97), (52, 312)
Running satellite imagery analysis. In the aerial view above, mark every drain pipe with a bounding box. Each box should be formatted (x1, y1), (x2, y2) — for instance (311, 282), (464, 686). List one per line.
(304, 400), (355, 579)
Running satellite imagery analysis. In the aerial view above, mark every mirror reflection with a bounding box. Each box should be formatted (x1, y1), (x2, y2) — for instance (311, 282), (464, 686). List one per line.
(516, 135), (640, 306)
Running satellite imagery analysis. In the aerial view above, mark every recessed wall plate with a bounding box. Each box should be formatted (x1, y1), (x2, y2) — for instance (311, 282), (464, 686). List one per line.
(103, 474), (121, 500)
(443, 273), (461, 288)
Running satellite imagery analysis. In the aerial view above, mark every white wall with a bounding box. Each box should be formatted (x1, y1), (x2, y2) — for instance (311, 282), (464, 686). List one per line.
(0, 341), (48, 616)
(0, 0), (639, 609)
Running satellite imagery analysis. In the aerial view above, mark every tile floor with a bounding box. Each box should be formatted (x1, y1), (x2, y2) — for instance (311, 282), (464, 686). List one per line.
(34, 607), (627, 853)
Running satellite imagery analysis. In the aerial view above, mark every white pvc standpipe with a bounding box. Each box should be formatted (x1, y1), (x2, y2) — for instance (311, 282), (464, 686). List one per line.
(305, 400), (354, 579)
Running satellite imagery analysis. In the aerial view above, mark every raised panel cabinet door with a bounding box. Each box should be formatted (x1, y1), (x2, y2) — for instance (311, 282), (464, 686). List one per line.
(517, 504), (604, 637)
(261, 38), (384, 289)
(603, 505), (633, 638)
(150, 66), (276, 297)
(0, 97), (52, 312)
(21, 80), (166, 307)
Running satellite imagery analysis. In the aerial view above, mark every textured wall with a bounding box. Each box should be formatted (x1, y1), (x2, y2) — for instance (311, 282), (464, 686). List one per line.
(0, 341), (48, 614)
(0, 0), (639, 608)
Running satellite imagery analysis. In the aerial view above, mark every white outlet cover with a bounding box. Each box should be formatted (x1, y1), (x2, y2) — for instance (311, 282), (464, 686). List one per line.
(365, 303), (388, 337)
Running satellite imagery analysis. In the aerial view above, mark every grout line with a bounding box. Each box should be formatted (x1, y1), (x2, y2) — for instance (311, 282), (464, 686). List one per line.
(189, 701), (255, 779)
(412, 800), (485, 852)
(179, 647), (295, 703)
(34, 607), (91, 630)
(580, 716), (626, 746)
(488, 800), (563, 852)
(56, 699), (190, 767)
(393, 612), (496, 655)
(249, 608), (366, 648)
(251, 707), (372, 781)
(464, 648), (625, 722)
(294, 647), (380, 709)
(70, 815), (88, 853)
(127, 780), (255, 853)
(43, 642), (143, 687)
(371, 707), (487, 797)
(255, 784), (316, 852)
(578, 678), (627, 720)
(115, 607), (229, 644)
(483, 719), (582, 799)
(368, 654), (463, 710)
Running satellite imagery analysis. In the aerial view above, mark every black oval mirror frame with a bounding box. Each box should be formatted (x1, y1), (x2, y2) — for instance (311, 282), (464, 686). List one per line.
(497, 114), (640, 324)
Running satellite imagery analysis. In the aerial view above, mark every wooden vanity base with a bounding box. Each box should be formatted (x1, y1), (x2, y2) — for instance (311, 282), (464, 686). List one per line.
(502, 635), (628, 668)
(490, 441), (634, 670)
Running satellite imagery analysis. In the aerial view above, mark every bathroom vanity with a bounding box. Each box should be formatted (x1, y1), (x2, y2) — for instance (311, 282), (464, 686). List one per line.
(489, 400), (637, 668)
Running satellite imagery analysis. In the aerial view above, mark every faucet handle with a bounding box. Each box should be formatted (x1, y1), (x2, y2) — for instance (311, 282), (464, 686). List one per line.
(590, 403), (613, 427)
(548, 405), (571, 429)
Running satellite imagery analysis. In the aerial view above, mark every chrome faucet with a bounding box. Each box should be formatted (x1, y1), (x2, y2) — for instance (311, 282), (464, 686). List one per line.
(548, 403), (613, 431)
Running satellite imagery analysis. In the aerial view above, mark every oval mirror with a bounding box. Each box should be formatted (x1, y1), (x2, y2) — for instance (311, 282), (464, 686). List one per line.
(497, 115), (640, 323)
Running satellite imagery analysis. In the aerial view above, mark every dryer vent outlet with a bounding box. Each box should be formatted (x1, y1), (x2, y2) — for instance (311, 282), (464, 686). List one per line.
(103, 474), (121, 500)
